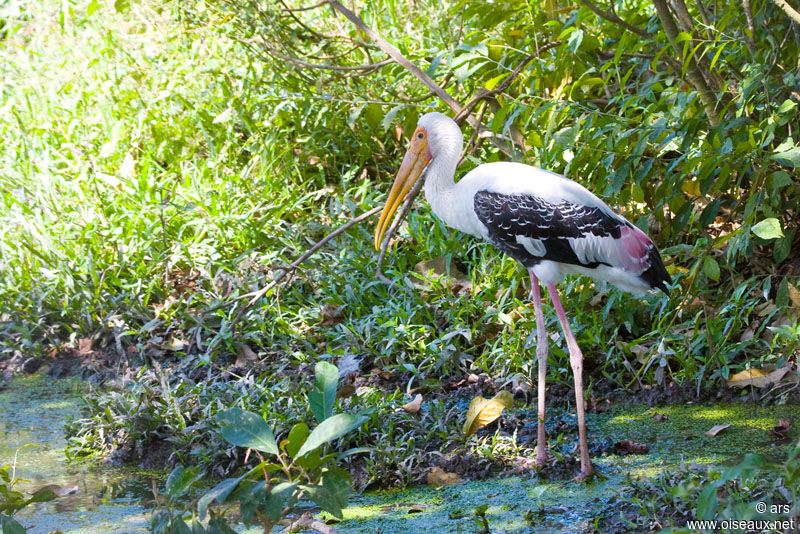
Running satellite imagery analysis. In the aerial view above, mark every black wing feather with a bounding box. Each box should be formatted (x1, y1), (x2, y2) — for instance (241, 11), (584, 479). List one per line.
(473, 190), (622, 268)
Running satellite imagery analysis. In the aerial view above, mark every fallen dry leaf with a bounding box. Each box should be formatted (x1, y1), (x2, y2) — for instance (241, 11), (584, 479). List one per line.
(726, 365), (792, 388)
(768, 418), (793, 439)
(426, 466), (462, 486)
(462, 390), (514, 437)
(371, 368), (395, 381)
(614, 440), (650, 455)
(235, 343), (258, 366)
(78, 338), (94, 354)
(320, 303), (344, 326)
(413, 256), (471, 292)
(401, 394), (423, 414)
(336, 384), (356, 399)
(705, 423), (731, 437)
(653, 412), (668, 422)
(789, 282), (800, 309)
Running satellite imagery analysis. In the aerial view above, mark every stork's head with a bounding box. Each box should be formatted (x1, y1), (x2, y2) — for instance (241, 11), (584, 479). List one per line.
(373, 112), (462, 249)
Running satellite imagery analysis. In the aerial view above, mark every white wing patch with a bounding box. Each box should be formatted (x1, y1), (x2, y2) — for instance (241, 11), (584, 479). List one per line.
(515, 235), (546, 257)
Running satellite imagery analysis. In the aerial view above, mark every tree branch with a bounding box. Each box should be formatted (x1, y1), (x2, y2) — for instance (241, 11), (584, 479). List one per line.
(578, 0), (651, 36)
(454, 42), (560, 125)
(259, 43), (392, 72)
(652, 0), (721, 126)
(200, 206), (382, 355)
(771, 0), (800, 25)
(741, 0), (758, 52)
(324, 0), (523, 156)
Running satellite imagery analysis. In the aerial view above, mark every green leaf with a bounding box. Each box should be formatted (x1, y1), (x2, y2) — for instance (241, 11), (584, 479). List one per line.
(776, 278), (789, 308)
(774, 232), (793, 264)
(309, 361), (339, 424)
(264, 482), (298, 522)
(24, 487), (57, 506)
(285, 422), (310, 459)
(216, 408), (279, 455)
(751, 218), (784, 240)
(567, 29), (584, 53)
(165, 465), (203, 500)
(0, 516), (26, 534)
(381, 105), (405, 131)
(703, 256), (720, 282)
(697, 483), (719, 520)
(296, 414), (368, 458)
(301, 468), (350, 519)
(197, 474), (245, 520)
(770, 144), (800, 167)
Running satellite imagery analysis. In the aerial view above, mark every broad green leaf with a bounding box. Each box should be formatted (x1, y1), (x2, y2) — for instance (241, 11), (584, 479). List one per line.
(697, 483), (719, 520)
(1, 517), (26, 534)
(216, 408), (279, 455)
(381, 105), (405, 131)
(23, 488), (57, 507)
(296, 414), (368, 458)
(197, 474), (245, 520)
(567, 29), (584, 53)
(165, 465), (203, 500)
(774, 233), (792, 264)
(300, 468), (350, 518)
(264, 482), (298, 522)
(703, 256), (720, 282)
(309, 361), (339, 424)
(284, 422), (310, 458)
(751, 218), (783, 240)
(770, 145), (800, 167)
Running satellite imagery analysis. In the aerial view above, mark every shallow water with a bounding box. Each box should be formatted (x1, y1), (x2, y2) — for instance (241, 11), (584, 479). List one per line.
(0, 375), (151, 533)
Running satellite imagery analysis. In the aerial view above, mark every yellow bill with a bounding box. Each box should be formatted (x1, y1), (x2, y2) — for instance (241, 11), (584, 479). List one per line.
(374, 126), (432, 250)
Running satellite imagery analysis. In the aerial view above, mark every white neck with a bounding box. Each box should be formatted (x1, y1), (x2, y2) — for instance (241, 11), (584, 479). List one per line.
(419, 113), (464, 231)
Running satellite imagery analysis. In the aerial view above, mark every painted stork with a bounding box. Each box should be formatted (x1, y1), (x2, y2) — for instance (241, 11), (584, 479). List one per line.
(374, 112), (670, 481)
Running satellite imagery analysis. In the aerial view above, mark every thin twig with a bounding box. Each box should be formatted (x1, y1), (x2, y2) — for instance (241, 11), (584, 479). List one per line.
(281, 0), (325, 12)
(578, 0), (651, 36)
(458, 101), (488, 168)
(259, 43), (393, 71)
(455, 42), (560, 125)
(200, 206), (382, 356)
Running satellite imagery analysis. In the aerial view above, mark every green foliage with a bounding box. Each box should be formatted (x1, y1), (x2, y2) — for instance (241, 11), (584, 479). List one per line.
(3, 0), (800, 514)
(149, 363), (366, 532)
(0, 462), (57, 533)
(616, 443), (800, 531)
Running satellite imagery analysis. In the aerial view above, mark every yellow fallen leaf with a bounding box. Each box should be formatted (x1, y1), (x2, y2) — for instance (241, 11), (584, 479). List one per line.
(426, 466), (462, 486)
(401, 394), (423, 414)
(789, 282), (800, 309)
(462, 391), (514, 437)
(726, 366), (793, 388)
(413, 256), (471, 292)
(705, 423), (731, 437)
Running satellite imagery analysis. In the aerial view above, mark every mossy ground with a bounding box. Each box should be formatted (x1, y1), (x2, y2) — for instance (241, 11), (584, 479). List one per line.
(2, 374), (797, 532)
(322, 401), (798, 534)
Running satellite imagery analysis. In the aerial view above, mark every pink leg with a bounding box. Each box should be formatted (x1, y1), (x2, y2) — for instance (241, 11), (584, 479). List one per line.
(529, 270), (549, 468)
(546, 283), (595, 482)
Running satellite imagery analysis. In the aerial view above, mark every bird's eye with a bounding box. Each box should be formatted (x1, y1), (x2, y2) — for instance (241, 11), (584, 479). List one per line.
(417, 133), (424, 139)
